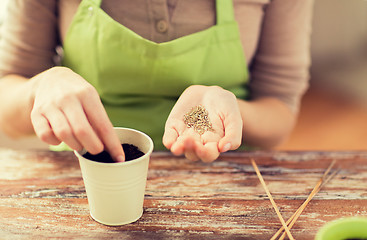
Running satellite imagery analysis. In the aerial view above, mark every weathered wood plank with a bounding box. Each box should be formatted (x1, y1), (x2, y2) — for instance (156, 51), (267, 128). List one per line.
(0, 149), (367, 239)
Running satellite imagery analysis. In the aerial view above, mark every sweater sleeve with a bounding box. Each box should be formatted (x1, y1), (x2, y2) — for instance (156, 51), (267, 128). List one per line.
(248, 0), (314, 113)
(0, 0), (58, 78)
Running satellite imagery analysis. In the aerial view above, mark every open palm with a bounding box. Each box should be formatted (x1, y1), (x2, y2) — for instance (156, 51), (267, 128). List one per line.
(163, 85), (243, 162)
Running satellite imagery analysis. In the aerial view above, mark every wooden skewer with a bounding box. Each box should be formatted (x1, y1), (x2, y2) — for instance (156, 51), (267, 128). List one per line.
(250, 159), (295, 240)
(320, 169), (339, 188)
(271, 160), (337, 240)
(272, 161), (337, 240)
(277, 170), (338, 240)
(270, 188), (319, 240)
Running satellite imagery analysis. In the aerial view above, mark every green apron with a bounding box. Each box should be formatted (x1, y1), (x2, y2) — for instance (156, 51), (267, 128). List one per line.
(62, 0), (249, 150)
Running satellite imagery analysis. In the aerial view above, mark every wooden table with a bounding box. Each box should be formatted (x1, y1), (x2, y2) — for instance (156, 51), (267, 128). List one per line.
(0, 149), (366, 239)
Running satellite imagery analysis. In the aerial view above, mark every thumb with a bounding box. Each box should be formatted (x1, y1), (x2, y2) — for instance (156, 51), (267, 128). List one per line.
(218, 115), (243, 152)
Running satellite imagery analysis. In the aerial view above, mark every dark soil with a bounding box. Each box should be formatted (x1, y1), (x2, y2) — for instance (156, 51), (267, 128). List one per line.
(83, 144), (145, 163)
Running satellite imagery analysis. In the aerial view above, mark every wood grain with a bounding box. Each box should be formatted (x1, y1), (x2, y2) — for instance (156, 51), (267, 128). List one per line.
(1, 149), (366, 239)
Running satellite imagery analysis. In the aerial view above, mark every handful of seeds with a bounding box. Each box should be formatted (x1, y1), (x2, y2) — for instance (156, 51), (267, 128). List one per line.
(183, 105), (215, 135)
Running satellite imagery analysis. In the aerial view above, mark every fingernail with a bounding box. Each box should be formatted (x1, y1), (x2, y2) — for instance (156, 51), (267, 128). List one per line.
(222, 143), (231, 153)
(116, 155), (125, 162)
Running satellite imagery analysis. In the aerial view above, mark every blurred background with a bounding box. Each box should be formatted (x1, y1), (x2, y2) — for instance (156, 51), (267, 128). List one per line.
(277, 0), (367, 150)
(0, 0), (366, 150)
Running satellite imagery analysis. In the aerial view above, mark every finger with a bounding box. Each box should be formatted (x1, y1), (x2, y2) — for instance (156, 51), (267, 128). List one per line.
(31, 112), (61, 145)
(81, 92), (125, 162)
(191, 131), (220, 162)
(200, 130), (222, 145)
(170, 135), (186, 156)
(218, 114), (243, 153)
(45, 108), (83, 151)
(183, 138), (200, 161)
(170, 127), (200, 156)
(163, 116), (188, 149)
(195, 141), (220, 163)
(162, 127), (179, 150)
(61, 99), (104, 155)
(184, 150), (200, 161)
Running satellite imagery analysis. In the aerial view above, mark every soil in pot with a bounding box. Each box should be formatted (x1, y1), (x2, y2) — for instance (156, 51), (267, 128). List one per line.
(83, 144), (144, 163)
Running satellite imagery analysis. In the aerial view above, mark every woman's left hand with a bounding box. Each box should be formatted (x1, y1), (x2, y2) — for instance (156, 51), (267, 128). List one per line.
(163, 85), (243, 162)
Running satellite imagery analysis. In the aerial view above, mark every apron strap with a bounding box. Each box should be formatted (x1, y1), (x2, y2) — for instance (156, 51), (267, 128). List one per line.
(216, 0), (235, 24)
(89, 0), (102, 6)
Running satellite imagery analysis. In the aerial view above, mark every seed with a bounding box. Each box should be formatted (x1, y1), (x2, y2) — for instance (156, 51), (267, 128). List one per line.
(183, 105), (215, 135)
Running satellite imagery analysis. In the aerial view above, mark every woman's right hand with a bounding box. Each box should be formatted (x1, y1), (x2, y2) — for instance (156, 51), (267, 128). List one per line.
(30, 67), (125, 162)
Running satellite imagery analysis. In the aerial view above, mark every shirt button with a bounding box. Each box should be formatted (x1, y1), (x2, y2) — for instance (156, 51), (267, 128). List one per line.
(156, 20), (168, 33)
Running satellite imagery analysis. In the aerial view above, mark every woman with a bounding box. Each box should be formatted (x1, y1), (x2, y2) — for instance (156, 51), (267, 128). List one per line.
(0, 0), (313, 162)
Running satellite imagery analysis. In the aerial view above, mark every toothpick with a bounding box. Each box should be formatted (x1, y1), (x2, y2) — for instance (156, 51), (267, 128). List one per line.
(271, 160), (337, 240)
(277, 170), (338, 240)
(251, 159), (295, 240)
